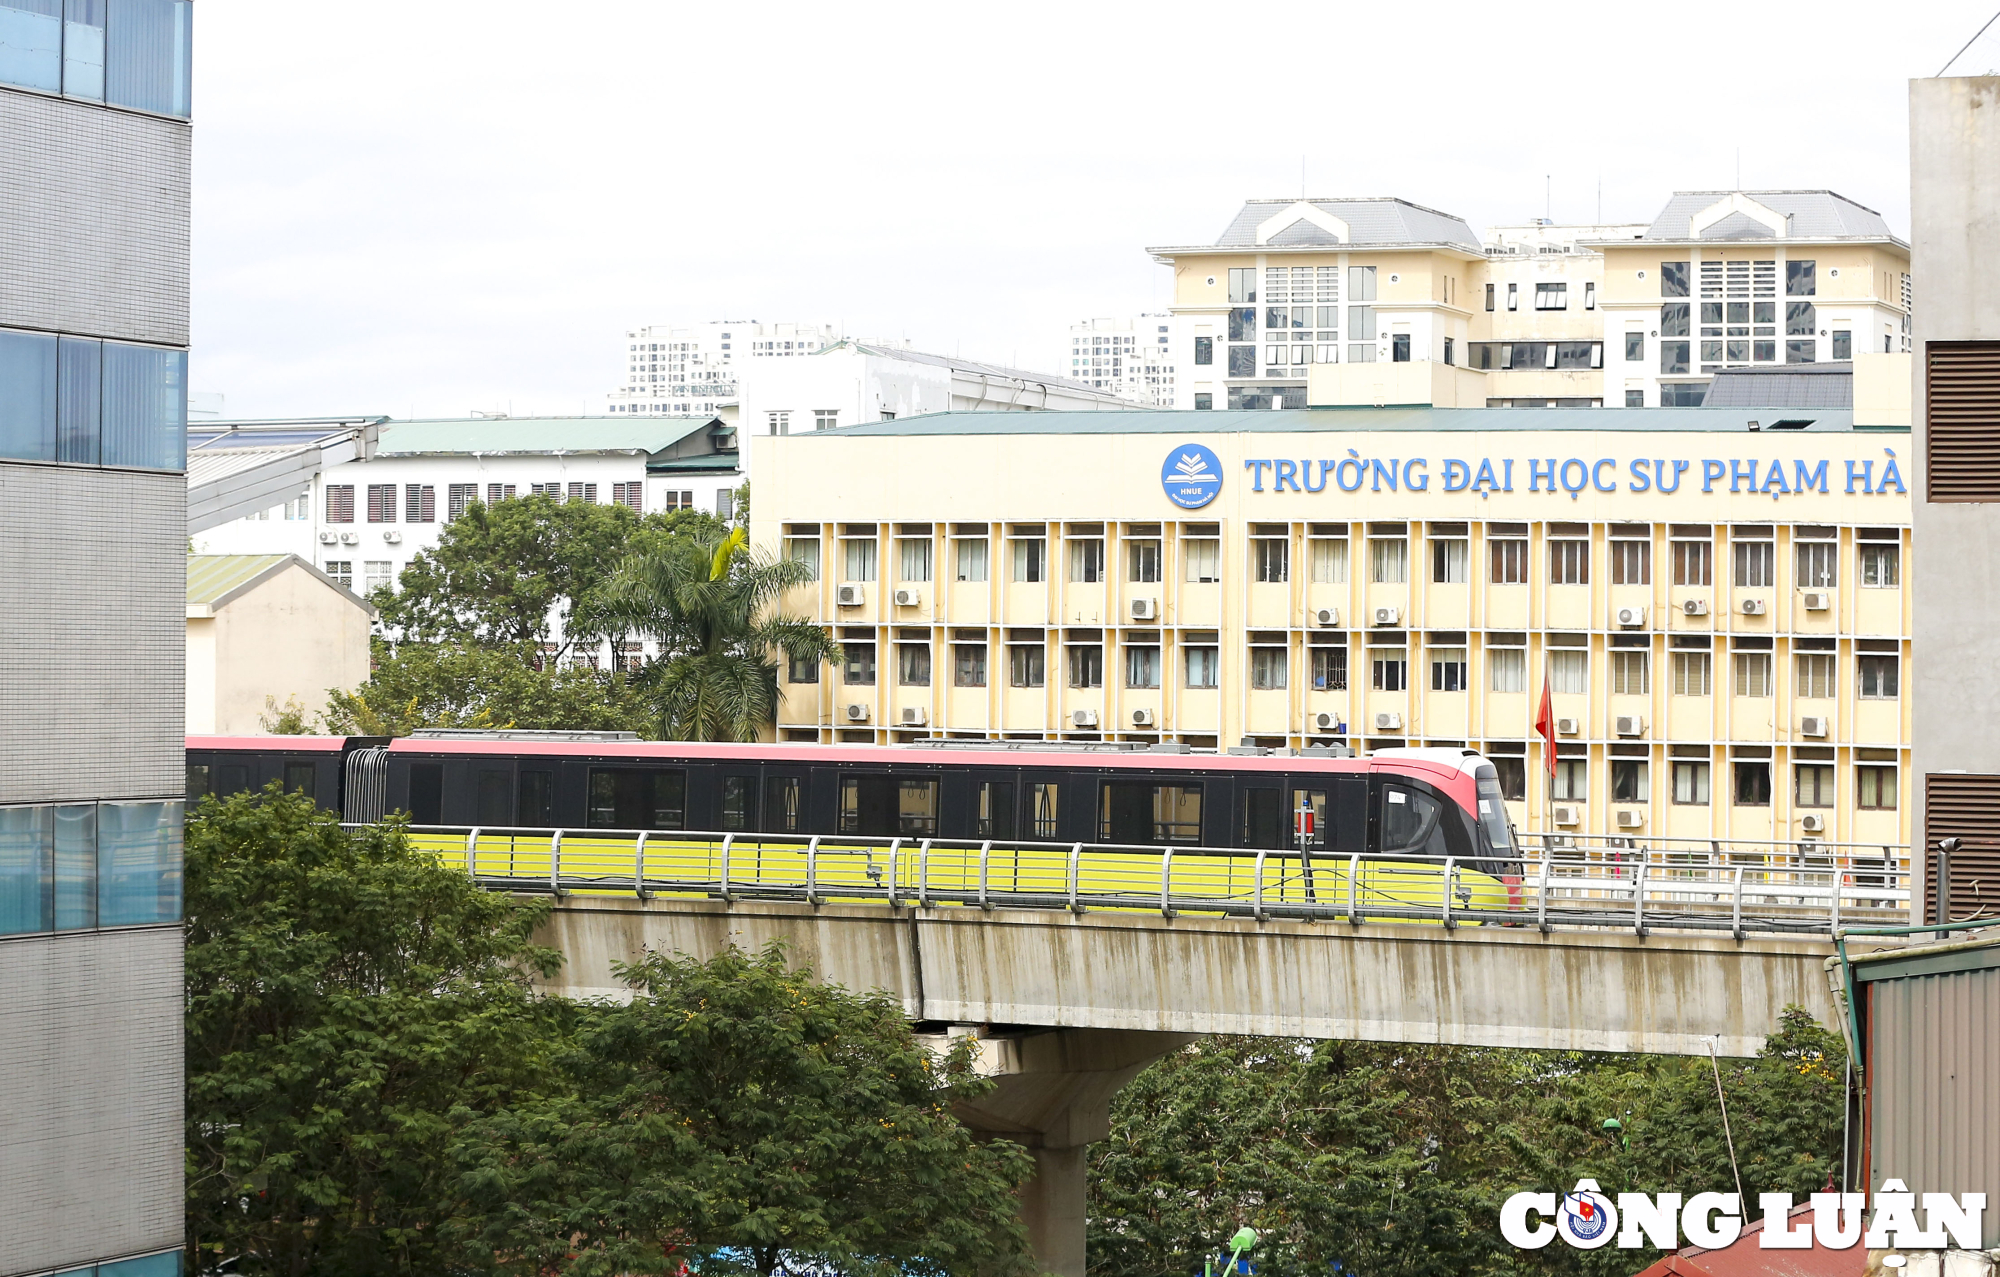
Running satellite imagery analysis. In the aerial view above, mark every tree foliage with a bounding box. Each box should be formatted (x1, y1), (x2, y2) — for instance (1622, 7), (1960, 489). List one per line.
(322, 639), (652, 736)
(1089, 1010), (1848, 1277)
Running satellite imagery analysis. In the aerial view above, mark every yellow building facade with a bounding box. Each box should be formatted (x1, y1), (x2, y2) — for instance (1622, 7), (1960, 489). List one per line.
(755, 408), (1912, 852)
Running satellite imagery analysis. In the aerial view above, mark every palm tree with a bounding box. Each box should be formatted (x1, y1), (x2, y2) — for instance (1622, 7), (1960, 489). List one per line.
(606, 526), (840, 741)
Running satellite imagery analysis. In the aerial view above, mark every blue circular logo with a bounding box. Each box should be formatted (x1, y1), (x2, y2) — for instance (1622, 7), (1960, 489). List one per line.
(1162, 443), (1223, 509)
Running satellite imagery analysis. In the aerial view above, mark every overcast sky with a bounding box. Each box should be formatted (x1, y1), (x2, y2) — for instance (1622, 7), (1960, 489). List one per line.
(191, 1), (2000, 420)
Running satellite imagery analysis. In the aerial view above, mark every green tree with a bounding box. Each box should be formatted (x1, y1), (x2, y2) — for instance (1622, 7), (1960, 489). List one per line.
(607, 525), (839, 740)
(323, 638), (652, 736)
(184, 787), (566, 1276)
(448, 944), (1037, 1277)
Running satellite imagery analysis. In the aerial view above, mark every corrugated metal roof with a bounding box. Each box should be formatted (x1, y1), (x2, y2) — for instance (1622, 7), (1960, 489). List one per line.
(1206, 198), (1482, 249)
(374, 416), (718, 457)
(803, 406), (1873, 437)
(1640, 190), (1900, 242)
(829, 341), (1122, 398)
(1702, 365), (1855, 409)
(186, 554), (290, 606)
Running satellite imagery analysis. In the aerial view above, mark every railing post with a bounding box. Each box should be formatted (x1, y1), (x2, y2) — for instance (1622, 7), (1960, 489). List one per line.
(1347, 852), (1361, 926)
(978, 841), (993, 911)
(1828, 849), (1841, 935)
(1253, 849), (1268, 920)
(918, 839), (930, 910)
(635, 831), (652, 899)
(466, 828), (480, 881)
(1731, 864), (1746, 941)
(1441, 857), (1456, 930)
(1160, 847), (1175, 918)
(1536, 850), (1552, 934)
(549, 830), (566, 897)
(806, 835), (821, 906)
(1068, 842), (1084, 913)
(888, 838), (905, 908)
(718, 833), (733, 904)
(1633, 859), (1648, 937)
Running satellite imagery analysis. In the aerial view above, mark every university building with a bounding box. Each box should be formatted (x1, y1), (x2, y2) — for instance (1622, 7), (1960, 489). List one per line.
(753, 407), (1912, 853)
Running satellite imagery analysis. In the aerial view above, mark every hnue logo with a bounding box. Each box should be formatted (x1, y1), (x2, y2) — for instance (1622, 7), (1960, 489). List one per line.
(1162, 443), (1223, 510)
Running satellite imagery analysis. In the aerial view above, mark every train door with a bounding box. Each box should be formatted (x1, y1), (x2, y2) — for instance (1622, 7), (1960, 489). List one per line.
(717, 769), (759, 833)
(763, 772), (805, 835)
(1285, 772), (1365, 899)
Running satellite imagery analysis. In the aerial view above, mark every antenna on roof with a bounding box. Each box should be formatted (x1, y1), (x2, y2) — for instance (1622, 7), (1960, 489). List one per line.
(1545, 175), (1551, 222)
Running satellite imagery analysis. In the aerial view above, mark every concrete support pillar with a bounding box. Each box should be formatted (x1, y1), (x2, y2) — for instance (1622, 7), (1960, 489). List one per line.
(940, 1027), (1195, 1277)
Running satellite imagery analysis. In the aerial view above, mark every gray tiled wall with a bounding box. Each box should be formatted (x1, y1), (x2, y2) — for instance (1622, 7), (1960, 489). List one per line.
(0, 927), (183, 1275)
(0, 88), (190, 347)
(0, 465), (184, 805)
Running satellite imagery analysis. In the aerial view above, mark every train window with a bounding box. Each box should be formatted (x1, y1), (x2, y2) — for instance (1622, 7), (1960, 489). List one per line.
(586, 769), (687, 830)
(839, 777), (939, 837)
(1473, 767), (1514, 854)
(186, 764), (210, 801)
(1380, 785), (1445, 856)
(1100, 782), (1203, 845)
(408, 764), (444, 825)
(1241, 788), (1283, 848)
(764, 777), (801, 834)
(1029, 783), (1059, 840)
(215, 764), (250, 796)
(518, 771), (554, 827)
(975, 782), (1015, 839)
(475, 768), (512, 827)
(284, 763), (316, 800)
(721, 777), (752, 832)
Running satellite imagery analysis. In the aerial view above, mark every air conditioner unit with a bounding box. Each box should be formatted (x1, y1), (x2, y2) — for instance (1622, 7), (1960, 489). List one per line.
(1072, 709), (1099, 728)
(1803, 591), (1831, 611)
(1131, 597), (1158, 621)
(1800, 716), (1829, 738)
(1801, 813), (1827, 834)
(1552, 804), (1581, 827)
(1373, 606), (1402, 626)
(1314, 711), (1341, 731)
(1374, 711), (1404, 731)
(1614, 605), (1646, 628)
(1616, 808), (1645, 829)
(845, 703), (870, 722)
(835, 583), (865, 607)
(1681, 598), (1709, 617)
(899, 706), (927, 727)
(383, 530), (403, 544)
(1131, 708), (1156, 727)
(317, 531), (338, 544)
(1556, 717), (1581, 736)
(892, 586), (921, 607)
(339, 532), (359, 545)
(1614, 715), (1646, 738)
(1314, 607), (1340, 627)
(1740, 597), (1767, 616)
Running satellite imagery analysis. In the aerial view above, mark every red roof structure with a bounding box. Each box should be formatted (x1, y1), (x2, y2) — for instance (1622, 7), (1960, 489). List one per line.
(1628, 1204), (1865, 1277)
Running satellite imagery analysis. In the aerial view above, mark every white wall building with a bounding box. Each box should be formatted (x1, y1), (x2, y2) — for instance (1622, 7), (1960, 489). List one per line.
(735, 340), (1142, 443)
(1065, 314), (1181, 406)
(609, 319), (842, 417)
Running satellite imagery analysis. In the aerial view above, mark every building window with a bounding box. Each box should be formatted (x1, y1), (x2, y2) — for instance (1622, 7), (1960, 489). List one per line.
(1625, 332), (1645, 362)
(1858, 654), (1899, 699)
(1552, 759), (1585, 801)
(566, 482), (598, 504)
(1797, 541), (1837, 589)
(1431, 647), (1468, 692)
(899, 538), (934, 583)
(324, 560), (352, 589)
(1391, 333), (1411, 362)
(361, 560), (391, 593)
(1371, 647), (1408, 692)
(1011, 536), (1046, 583)
(1254, 537), (1288, 583)
(1673, 652), (1711, 696)
(1734, 540), (1774, 588)
(1796, 764), (1834, 808)
(1832, 329), (1852, 360)
(1857, 765), (1897, 810)
(1184, 538), (1220, 584)
(1444, 337), (1454, 366)
(1786, 338), (1816, 364)
(1860, 543), (1900, 587)
(1625, 390), (1644, 407)
(1489, 647), (1526, 693)
(1612, 759), (1648, 802)
(1489, 538), (1528, 584)
(1008, 644), (1045, 688)
(1673, 761), (1710, 804)
(447, 483), (476, 520)
(1128, 540), (1162, 583)
(485, 484), (517, 505)
(1229, 267), (1256, 303)
(1184, 645), (1219, 689)
(1491, 757), (1525, 800)
(1660, 261), (1690, 297)
(1733, 652), (1774, 697)
(1585, 282), (1597, 310)
(814, 409), (839, 431)
(1549, 538), (1589, 585)
(1068, 644), (1104, 688)
(1734, 761), (1772, 806)
(1535, 283), (1567, 311)
(1310, 537), (1349, 582)
(1506, 283), (1519, 311)
(787, 652), (819, 684)
(954, 537), (989, 582)
(365, 484), (394, 523)
(1194, 393), (1213, 410)
(1228, 346), (1256, 377)
(1250, 647), (1287, 690)
(1312, 646), (1347, 691)
(1786, 260), (1816, 297)
(786, 536), (820, 581)
(1611, 650), (1649, 695)
(325, 485), (354, 523)
(613, 481), (642, 511)
(1672, 539), (1712, 586)
(767, 410), (791, 435)
(1126, 645), (1161, 689)
(1065, 538), (1103, 584)
(1431, 539), (1468, 583)
(843, 643), (876, 685)
(843, 538), (878, 582)
(897, 644), (931, 687)
(1796, 653), (1835, 699)
(404, 484), (435, 523)
(1549, 649), (1586, 694)
(953, 644), (986, 687)
(0, 0), (193, 115)
(1194, 337), (1213, 365)
(1369, 537), (1407, 584)
(1484, 282), (1495, 311)
(1610, 539), (1650, 585)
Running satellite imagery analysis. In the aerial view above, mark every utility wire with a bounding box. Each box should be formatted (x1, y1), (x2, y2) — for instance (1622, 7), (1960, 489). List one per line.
(1937, 8), (2000, 76)
(1707, 1038), (1748, 1207)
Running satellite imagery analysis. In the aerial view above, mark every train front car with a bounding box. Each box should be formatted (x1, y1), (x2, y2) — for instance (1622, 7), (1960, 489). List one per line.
(1352, 747), (1523, 924)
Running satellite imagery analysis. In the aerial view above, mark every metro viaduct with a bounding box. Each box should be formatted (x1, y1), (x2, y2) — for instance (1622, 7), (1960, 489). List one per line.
(533, 896), (1884, 1277)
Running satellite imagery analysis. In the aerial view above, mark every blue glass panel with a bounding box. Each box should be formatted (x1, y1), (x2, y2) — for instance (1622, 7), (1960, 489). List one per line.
(97, 800), (181, 926)
(62, 0), (102, 99)
(104, 0), (186, 116)
(0, 329), (59, 462)
(100, 342), (184, 471)
(53, 803), (96, 930)
(0, 806), (52, 935)
(0, 0), (61, 92)
(57, 336), (101, 465)
(99, 1251), (182, 1277)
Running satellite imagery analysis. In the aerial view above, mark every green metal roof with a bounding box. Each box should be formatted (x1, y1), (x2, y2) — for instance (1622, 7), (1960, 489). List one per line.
(808, 406), (1891, 437)
(648, 453), (742, 474)
(186, 555), (291, 607)
(375, 416), (720, 457)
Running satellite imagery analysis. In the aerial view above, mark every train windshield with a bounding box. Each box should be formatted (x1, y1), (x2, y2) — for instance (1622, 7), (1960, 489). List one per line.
(1473, 768), (1514, 854)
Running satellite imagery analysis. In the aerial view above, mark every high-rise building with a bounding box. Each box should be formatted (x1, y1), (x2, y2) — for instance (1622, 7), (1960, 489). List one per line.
(1064, 315), (1180, 405)
(0, 1), (194, 1273)
(608, 319), (841, 417)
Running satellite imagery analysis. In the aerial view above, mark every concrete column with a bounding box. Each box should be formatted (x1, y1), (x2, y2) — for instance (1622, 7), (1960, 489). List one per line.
(940, 1026), (1195, 1277)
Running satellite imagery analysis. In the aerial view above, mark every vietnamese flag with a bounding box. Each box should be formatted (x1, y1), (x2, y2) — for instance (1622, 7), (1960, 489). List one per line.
(1534, 663), (1556, 779)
